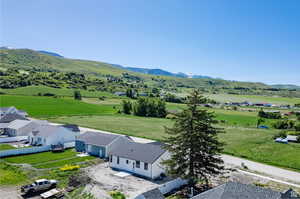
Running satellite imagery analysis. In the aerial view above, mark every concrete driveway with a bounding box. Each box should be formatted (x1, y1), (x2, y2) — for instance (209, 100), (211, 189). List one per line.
(86, 163), (168, 199)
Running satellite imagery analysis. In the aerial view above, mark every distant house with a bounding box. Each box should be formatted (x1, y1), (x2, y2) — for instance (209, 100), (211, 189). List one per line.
(109, 142), (169, 179)
(191, 182), (299, 199)
(0, 113), (28, 123)
(75, 131), (132, 158)
(114, 91), (126, 96)
(5, 119), (48, 137)
(286, 135), (298, 142)
(0, 106), (28, 118)
(28, 125), (76, 146)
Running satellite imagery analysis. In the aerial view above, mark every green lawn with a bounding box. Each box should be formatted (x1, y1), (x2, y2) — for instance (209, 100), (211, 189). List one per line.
(3, 149), (95, 169)
(0, 86), (116, 98)
(0, 162), (28, 185)
(50, 115), (300, 171)
(0, 144), (15, 151)
(0, 95), (117, 117)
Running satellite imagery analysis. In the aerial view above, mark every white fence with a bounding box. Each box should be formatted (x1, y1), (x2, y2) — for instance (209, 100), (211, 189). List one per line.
(158, 178), (187, 194)
(64, 142), (75, 149)
(0, 136), (28, 143)
(0, 145), (51, 158)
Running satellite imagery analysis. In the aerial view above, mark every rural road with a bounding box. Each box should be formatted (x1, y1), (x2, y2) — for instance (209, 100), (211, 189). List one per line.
(51, 122), (300, 186)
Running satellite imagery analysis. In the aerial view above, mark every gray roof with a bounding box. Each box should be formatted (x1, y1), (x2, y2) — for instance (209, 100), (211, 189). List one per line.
(0, 113), (28, 123)
(0, 107), (11, 112)
(7, 119), (32, 130)
(192, 182), (286, 199)
(109, 141), (166, 164)
(32, 125), (70, 137)
(77, 131), (121, 146)
(141, 188), (165, 199)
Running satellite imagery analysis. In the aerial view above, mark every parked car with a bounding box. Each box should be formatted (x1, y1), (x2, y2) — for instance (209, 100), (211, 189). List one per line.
(20, 179), (57, 195)
(275, 137), (288, 144)
(258, 125), (269, 129)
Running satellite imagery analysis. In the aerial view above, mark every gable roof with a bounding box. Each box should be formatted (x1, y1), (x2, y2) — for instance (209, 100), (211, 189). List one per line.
(7, 119), (32, 130)
(0, 113), (28, 123)
(60, 124), (80, 132)
(77, 131), (121, 146)
(141, 188), (165, 199)
(109, 141), (167, 164)
(192, 182), (284, 199)
(31, 125), (71, 138)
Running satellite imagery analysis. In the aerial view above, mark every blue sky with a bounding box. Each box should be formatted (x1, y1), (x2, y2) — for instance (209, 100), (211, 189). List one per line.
(1, 0), (300, 85)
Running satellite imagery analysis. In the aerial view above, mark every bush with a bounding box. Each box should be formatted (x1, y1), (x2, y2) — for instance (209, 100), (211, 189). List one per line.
(258, 109), (281, 119)
(98, 96), (106, 101)
(295, 123), (300, 131)
(43, 92), (56, 96)
(166, 114), (176, 119)
(109, 191), (126, 199)
(122, 100), (132, 114)
(133, 97), (167, 118)
(273, 120), (295, 129)
(60, 164), (80, 171)
(273, 131), (287, 139)
(74, 90), (82, 100)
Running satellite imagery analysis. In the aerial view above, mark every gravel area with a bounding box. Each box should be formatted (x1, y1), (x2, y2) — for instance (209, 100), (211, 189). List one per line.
(86, 162), (169, 199)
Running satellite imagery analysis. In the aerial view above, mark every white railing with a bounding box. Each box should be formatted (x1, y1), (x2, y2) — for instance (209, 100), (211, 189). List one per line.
(0, 136), (28, 143)
(158, 178), (187, 194)
(0, 145), (51, 158)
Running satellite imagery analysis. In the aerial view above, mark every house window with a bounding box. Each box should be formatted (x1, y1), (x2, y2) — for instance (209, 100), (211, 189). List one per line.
(136, 161), (140, 168)
(126, 160), (129, 164)
(110, 155), (112, 162)
(117, 156), (120, 164)
(144, 163), (148, 170)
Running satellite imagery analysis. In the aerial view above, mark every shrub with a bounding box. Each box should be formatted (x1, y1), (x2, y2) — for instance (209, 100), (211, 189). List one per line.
(43, 92), (56, 96)
(273, 131), (287, 139)
(74, 90), (82, 100)
(122, 100), (132, 114)
(109, 191), (126, 199)
(273, 120), (295, 129)
(60, 164), (80, 171)
(295, 123), (300, 131)
(258, 109), (281, 119)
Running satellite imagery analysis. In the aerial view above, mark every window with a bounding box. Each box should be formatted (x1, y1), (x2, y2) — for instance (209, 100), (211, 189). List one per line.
(110, 155), (112, 162)
(117, 156), (120, 164)
(126, 160), (129, 164)
(136, 160), (140, 168)
(144, 163), (148, 170)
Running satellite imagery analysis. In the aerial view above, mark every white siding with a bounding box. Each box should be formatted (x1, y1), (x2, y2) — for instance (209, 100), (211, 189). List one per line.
(109, 155), (153, 178)
(151, 151), (170, 179)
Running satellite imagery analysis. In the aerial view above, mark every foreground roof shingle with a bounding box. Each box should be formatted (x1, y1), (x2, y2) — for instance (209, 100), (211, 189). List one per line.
(109, 141), (166, 164)
(77, 131), (121, 146)
(192, 182), (285, 199)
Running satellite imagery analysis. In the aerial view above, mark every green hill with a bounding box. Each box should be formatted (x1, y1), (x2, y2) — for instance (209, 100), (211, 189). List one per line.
(1, 48), (299, 98)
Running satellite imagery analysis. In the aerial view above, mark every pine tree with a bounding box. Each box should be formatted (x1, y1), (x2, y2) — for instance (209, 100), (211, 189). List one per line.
(163, 90), (224, 186)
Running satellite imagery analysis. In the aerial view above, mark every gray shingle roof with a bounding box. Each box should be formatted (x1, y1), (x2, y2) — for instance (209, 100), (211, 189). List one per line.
(32, 125), (69, 137)
(0, 113), (28, 123)
(77, 131), (121, 146)
(7, 119), (32, 130)
(192, 182), (284, 199)
(141, 188), (165, 199)
(109, 141), (166, 164)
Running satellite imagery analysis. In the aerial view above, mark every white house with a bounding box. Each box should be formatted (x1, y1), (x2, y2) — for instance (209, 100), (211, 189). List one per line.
(109, 142), (170, 179)
(0, 106), (28, 118)
(28, 124), (77, 146)
(5, 119), (48, 137)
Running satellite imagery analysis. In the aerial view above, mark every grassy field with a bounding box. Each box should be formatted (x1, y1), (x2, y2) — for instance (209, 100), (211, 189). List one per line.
(50, 115), (300, 171)
(3, 149), (95, 169)
(0, 162), (28, 185)
(206, 93), (300, 105)
(0, 144), (15, 151)
(0, 86), (116, 98)
(0, 95), (117, 117)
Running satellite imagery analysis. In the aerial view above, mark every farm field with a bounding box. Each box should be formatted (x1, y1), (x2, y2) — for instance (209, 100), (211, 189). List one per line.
(3, 149), (95, 169)
(0, 86), (116, 98)
(50, 115), (300, 172)
(0, 95), (116, 117)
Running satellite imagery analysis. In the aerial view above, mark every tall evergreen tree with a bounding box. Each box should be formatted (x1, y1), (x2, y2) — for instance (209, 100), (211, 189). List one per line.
(163, 90), (224, 186)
